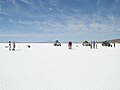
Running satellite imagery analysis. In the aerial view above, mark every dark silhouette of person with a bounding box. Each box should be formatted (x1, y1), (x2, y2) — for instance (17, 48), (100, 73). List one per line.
(12, 41), (16, 51)
(9, 41), (11, 51)
(114, 43), (115, 48)
(93, 41), (95, 49)
(96, 41), (98, 49)
(68, 41), (72, 49)
(90, 41), (92, 49)
(27, 45), (31, 48)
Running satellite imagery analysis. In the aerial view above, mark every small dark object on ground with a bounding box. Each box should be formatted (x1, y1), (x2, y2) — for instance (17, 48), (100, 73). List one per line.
(27, 45), (31, 48)
(5, 46), (9, 48)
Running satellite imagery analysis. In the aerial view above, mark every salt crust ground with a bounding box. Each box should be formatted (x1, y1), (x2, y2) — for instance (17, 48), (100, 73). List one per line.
(0, 43), (120, 90)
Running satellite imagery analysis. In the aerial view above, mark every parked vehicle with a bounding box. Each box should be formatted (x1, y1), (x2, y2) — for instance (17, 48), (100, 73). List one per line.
(82, 41), (91, 46)
(102, 41), (111, 47)
(54, 40), (61, 46)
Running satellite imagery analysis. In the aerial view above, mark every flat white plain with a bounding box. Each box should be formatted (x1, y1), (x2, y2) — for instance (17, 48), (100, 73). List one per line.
(0, 43), (120, 90)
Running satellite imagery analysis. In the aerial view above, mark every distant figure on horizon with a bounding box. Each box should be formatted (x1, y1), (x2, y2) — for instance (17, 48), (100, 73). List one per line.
(27, 45), (31, 48)
(114, 43), (115, 48)
(96, 41), (98, 49)
(68, 41), (72, 49)
(12, 41), (16, 51)
(93, 41), (96, 49)
(90, 41), (92, 49)
(9, 41), (11, 51)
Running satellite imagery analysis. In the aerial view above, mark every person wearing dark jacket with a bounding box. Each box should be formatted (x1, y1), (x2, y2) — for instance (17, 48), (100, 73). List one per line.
(68, 41), (72, 49)
(114, 43), (115, 48)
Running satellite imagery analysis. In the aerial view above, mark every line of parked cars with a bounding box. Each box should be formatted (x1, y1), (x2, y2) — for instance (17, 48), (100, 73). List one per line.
(82, 41), (91, 46)
(102, 41), (112, 47)
(53, 40), (112, 47)
(82, 40), (112, 47)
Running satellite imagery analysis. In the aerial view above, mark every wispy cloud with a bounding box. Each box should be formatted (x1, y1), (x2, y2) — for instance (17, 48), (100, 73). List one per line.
(96, 0), (101, 6)
(16, 14), (120, 35)
(49, 0), (59, 6)
(0, 0), (120, 41)
(0, 33), (77, 39)
(114, 0), (120, 3)
(20, 0), (32, 5)
(0, 17), (3, 21)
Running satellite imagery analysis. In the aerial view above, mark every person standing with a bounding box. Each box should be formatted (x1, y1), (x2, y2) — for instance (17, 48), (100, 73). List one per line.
(114, 43), (115, 48)
(90, 41), (92, 49)
(93, 41), (95, 49)
(96, 41), (98, 49)
(68, 41), (72, 49)
(12, 41), (16, 51)
(9, 41), (11, 51)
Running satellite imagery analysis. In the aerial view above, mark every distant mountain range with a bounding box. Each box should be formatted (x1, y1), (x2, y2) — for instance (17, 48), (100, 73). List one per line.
(101, 39), (120, 43)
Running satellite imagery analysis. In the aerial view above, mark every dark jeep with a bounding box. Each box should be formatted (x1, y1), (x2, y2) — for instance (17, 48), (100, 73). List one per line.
(102, 41), (111, 47)
(82, 41), (91, 46)
(54, 40), (61, 46)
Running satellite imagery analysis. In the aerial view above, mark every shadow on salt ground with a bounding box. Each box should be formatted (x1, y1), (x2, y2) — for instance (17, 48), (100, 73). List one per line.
(68, 48), (76, 50)
(14, 49), (22, 51)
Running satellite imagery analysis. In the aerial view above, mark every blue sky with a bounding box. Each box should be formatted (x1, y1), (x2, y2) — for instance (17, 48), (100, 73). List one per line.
(0, 0), (120, 42)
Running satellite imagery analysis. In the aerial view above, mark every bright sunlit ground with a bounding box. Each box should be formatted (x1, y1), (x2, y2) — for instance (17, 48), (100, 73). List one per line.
(0, 43), (120, 90)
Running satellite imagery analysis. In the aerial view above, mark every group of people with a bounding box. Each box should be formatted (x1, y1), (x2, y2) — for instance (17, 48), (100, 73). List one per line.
(9, 41), (16, 51)
(68, 41), (116, 50)
(68, 41), (98, 49)
(7, 41), (116, 51)
(90, 41), (97, 49)
(68, 41), (97, 49)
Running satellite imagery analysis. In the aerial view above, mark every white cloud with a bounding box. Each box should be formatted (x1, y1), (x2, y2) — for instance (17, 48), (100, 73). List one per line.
(67, 23), (86, 31)
(8, 0), (40, 17)
(9, 0), (16, 4)
(17, 13), (120, 35)
(49, 7), (53, 11)
(0, 17), (3, 21)
(49, 0), (59, 6)
(96, 0), (101, 6)
(18, 20), (38, 25)
(114, 0), (120, 3)
(0, 8), (9, 16)
(0, 33), (73, 38)
(20, 0), (32, 5)
(65, 14), (120, 34)
(0, 0), (21, 16)
(89, 23), (109, 31)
